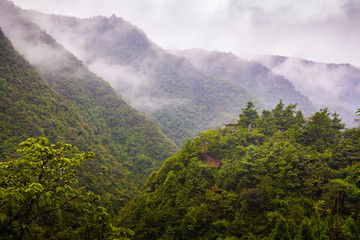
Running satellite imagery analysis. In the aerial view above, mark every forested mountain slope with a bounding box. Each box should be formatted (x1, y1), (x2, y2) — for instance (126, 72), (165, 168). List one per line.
(22, 10), (259, 146)
(118, 102), (360, 239)
(174, 49), (316, 116)
(0, 0), (177, 211)
(258, 55), (360, 126)
(0, 28), (90, 157)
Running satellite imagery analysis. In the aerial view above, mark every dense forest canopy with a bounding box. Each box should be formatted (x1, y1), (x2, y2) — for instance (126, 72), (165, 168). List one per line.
(2, 99), (359, 239)
(118, 102), (360, 240)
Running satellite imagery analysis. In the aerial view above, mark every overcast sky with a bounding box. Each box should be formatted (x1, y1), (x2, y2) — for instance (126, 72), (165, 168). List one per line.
(10, 0), (360, 67)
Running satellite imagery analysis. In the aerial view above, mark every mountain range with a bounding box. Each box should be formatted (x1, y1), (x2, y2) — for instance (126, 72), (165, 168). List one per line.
(22, 8), (359, 131)
(20, 10), (257, 146)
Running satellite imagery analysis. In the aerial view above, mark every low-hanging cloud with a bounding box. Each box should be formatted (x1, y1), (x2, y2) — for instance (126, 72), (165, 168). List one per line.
(88, 58), (184, 111)
(0, 1), (70, 71)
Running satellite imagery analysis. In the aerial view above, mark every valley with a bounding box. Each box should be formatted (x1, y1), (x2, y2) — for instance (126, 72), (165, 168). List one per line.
(1, 0), (360, 239)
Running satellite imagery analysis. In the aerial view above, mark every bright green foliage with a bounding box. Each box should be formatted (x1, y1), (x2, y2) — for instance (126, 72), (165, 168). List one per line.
(118, 103), (360, 239)
(0, 137), (131, 239)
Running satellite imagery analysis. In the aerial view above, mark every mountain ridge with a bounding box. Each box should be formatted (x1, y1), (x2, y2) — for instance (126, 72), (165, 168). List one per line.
(21, 10), (260, 146)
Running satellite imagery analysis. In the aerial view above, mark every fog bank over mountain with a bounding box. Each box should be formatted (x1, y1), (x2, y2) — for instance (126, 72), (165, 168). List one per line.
(11, 0), (360, 68)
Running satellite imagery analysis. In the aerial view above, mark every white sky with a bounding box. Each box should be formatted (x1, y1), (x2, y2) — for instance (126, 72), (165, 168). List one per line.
(10, 0), (360, 67)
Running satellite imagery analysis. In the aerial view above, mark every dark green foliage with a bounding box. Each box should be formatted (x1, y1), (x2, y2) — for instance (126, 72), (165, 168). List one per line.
(269, 216), (291, 240)
(294, 218), (314, 240)
(272, 100), (305, 131)
(118, 102), (360, 239)
(302, 109), (345, 150)
(340, 217), (359, 240)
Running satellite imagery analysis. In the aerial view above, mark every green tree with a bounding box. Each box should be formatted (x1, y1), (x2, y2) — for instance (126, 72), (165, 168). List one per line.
(257, 109), (276, 136)
(271, 100), (304, 131)
(269, 216), (292, 240)
(340, 216), (359, 240)
(238, 101), (259, 129)
(0, 137), (131, 239)
(302, 108), (344, 150)
(238, 145), (259, 189)
(294, 218), (314, 240)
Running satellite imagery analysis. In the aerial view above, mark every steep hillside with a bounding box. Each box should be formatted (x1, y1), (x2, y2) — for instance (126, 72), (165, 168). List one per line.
(174, 49), (316, 115)
(22, 10), (259, 146)
(118, 103), (360, 239)
(0, 0), (177, 211)
(0, 27), (92, 156)
(258, 55), (360, 126)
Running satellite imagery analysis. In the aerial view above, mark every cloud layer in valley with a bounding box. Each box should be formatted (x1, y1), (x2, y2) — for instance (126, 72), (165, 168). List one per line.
(262, 58), (360, 109)
(10, 0), (360, 68)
